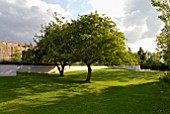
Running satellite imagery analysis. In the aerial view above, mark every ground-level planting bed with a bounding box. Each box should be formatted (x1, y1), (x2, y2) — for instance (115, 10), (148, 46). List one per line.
(0, 68), (170, 114)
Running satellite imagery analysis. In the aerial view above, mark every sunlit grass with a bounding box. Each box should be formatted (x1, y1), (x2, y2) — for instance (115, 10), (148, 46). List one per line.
(0, 68), (170, 114)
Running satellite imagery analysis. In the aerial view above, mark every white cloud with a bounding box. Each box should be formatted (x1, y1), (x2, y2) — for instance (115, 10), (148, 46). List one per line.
(7, 0), (16, 4)
(0, 0), (165, 52)
(124, 25), (148, 43)
(0, 0), (71, 43)
(89, 0), (126, 18)
(121, 0), (163, 44)
(89, 0), (164, 52)
(128, 38), (157, 52)
(26, 0), (71, 16)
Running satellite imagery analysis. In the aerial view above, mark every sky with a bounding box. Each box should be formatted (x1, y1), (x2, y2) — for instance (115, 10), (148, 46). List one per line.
(0, 0), (164, 52)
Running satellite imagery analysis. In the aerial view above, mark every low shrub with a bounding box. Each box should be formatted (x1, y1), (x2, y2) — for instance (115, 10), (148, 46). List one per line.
(159, 71), (170, 83)
(0, 60), (22, 65)
(0, 60), (54, 65)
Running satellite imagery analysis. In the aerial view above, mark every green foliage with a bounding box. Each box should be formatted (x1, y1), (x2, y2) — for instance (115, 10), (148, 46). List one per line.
(70, 12), (129, 65)
(136, 47), (162, 69)
(28, 11), (137, 80)
(127, 47), (139, 65)
(159, 71), (170, 82)
(34, 14), (74, 76)
(157, 33), (170, 66)
(144, 52), (161, 67)
(151, 0), (170, 67)
(22, 49), (42, 64)
(137, 47), (146, 65)
(11, 49), (21, 62)
(0, 69), (170, 114)
(68, 11), (136, 82)
(0, 60), (22, 65)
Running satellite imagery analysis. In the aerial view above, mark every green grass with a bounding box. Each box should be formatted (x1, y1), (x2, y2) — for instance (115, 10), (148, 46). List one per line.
(0, 68), (170, 114)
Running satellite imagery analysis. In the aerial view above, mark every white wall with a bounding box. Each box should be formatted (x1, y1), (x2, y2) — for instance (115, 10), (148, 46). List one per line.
(0, 65), (56, 76)
(0, 65), (140, 76)
(0, 65), (109, 76)
(64, 66), (108, 72)
(17, 65), (56, 73)
(113, 65), (140, 71)
(0, 65), (17, 76)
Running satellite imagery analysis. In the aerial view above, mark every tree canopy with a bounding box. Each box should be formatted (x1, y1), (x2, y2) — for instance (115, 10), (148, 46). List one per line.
(68, 12), (135, 82)
(24, 15), (74, 76)
(25, 12), (136, 82)
(151, 0), (170, 67)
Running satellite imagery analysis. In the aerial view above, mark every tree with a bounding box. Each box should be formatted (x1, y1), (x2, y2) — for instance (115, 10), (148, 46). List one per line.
(151, 0), (170, 67)
(144, 52), (161, 69)
(137, 47), (146, 65)
(22, 48), (42, 64)
(35, 15), (74, 76)
(69, 12), (135, 82)
(127, 47), (139, 65)
(21, 44), (40, 64)
(136, 47), (162, 69)
(11, 49), (22, 62)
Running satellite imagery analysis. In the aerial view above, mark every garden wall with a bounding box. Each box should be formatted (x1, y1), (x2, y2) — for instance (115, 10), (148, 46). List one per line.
(17, 65), (56, 73)
(0, 65), (140, 76)
(113, 65), (140, 71)
(0, 65), (56, 76)
(0, 65), (17, 76)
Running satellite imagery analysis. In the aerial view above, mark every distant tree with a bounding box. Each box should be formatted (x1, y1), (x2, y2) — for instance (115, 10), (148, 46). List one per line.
(137, 47), (146, 65)
(22, 48), (42, 64)
(69, 12), (135, 82)
(127, 47), (139, 65)
(11, 49), (21, 62)
(144, 52), (161, 69)
(151, 0), (170, 67)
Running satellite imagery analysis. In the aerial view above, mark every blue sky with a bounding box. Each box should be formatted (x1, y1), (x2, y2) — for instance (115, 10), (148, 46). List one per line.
(0, 0), (164, 52)
(42, 0), (92, 18)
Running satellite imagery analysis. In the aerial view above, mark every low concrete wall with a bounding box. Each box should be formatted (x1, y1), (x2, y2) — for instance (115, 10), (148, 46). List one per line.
(113, 65), (140, 71)
(0, 65), (140, 76)
(33, 66), (109, 73)
(64, 66), (108, 72)
(0, 65), (109, 76)
(0, 65), (17, 76)
(17, 65), (56, 73)
(0, 65), (56, 76)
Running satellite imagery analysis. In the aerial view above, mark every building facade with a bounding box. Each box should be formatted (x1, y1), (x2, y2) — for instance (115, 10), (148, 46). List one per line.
(0, 40), (27, 61)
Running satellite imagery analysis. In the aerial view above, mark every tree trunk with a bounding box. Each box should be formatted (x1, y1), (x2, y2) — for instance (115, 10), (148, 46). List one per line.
(60, 65), (65, 77)
(85, 64), (92, 82)
(56, 65), (65, 77)
(59, 70), (64, 76)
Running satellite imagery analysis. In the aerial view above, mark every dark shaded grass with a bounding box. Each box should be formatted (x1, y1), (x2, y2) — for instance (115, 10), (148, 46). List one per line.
(0, 68), (169, 114)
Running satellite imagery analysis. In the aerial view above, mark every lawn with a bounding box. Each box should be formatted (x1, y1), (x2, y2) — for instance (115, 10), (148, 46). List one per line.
(0, 68), (170, 114)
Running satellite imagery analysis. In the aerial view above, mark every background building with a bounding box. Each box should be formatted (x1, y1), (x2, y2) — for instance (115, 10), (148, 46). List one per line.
(0, 40), (27, 61)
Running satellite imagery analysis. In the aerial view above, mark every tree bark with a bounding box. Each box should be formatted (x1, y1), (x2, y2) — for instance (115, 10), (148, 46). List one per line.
(60, 64), (65, 77)
(59, 69), (64, 76)
(85, 64), (92, 82)
(56, 65), (65, 77)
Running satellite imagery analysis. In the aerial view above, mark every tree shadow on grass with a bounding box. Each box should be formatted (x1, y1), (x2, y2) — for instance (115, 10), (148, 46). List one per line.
(0, 69), (160, 103)
(0, 80), (170, 114)
(91, 68), (160, 82)
(0, 72), (87, 103)
(0, 69), (165, 114)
